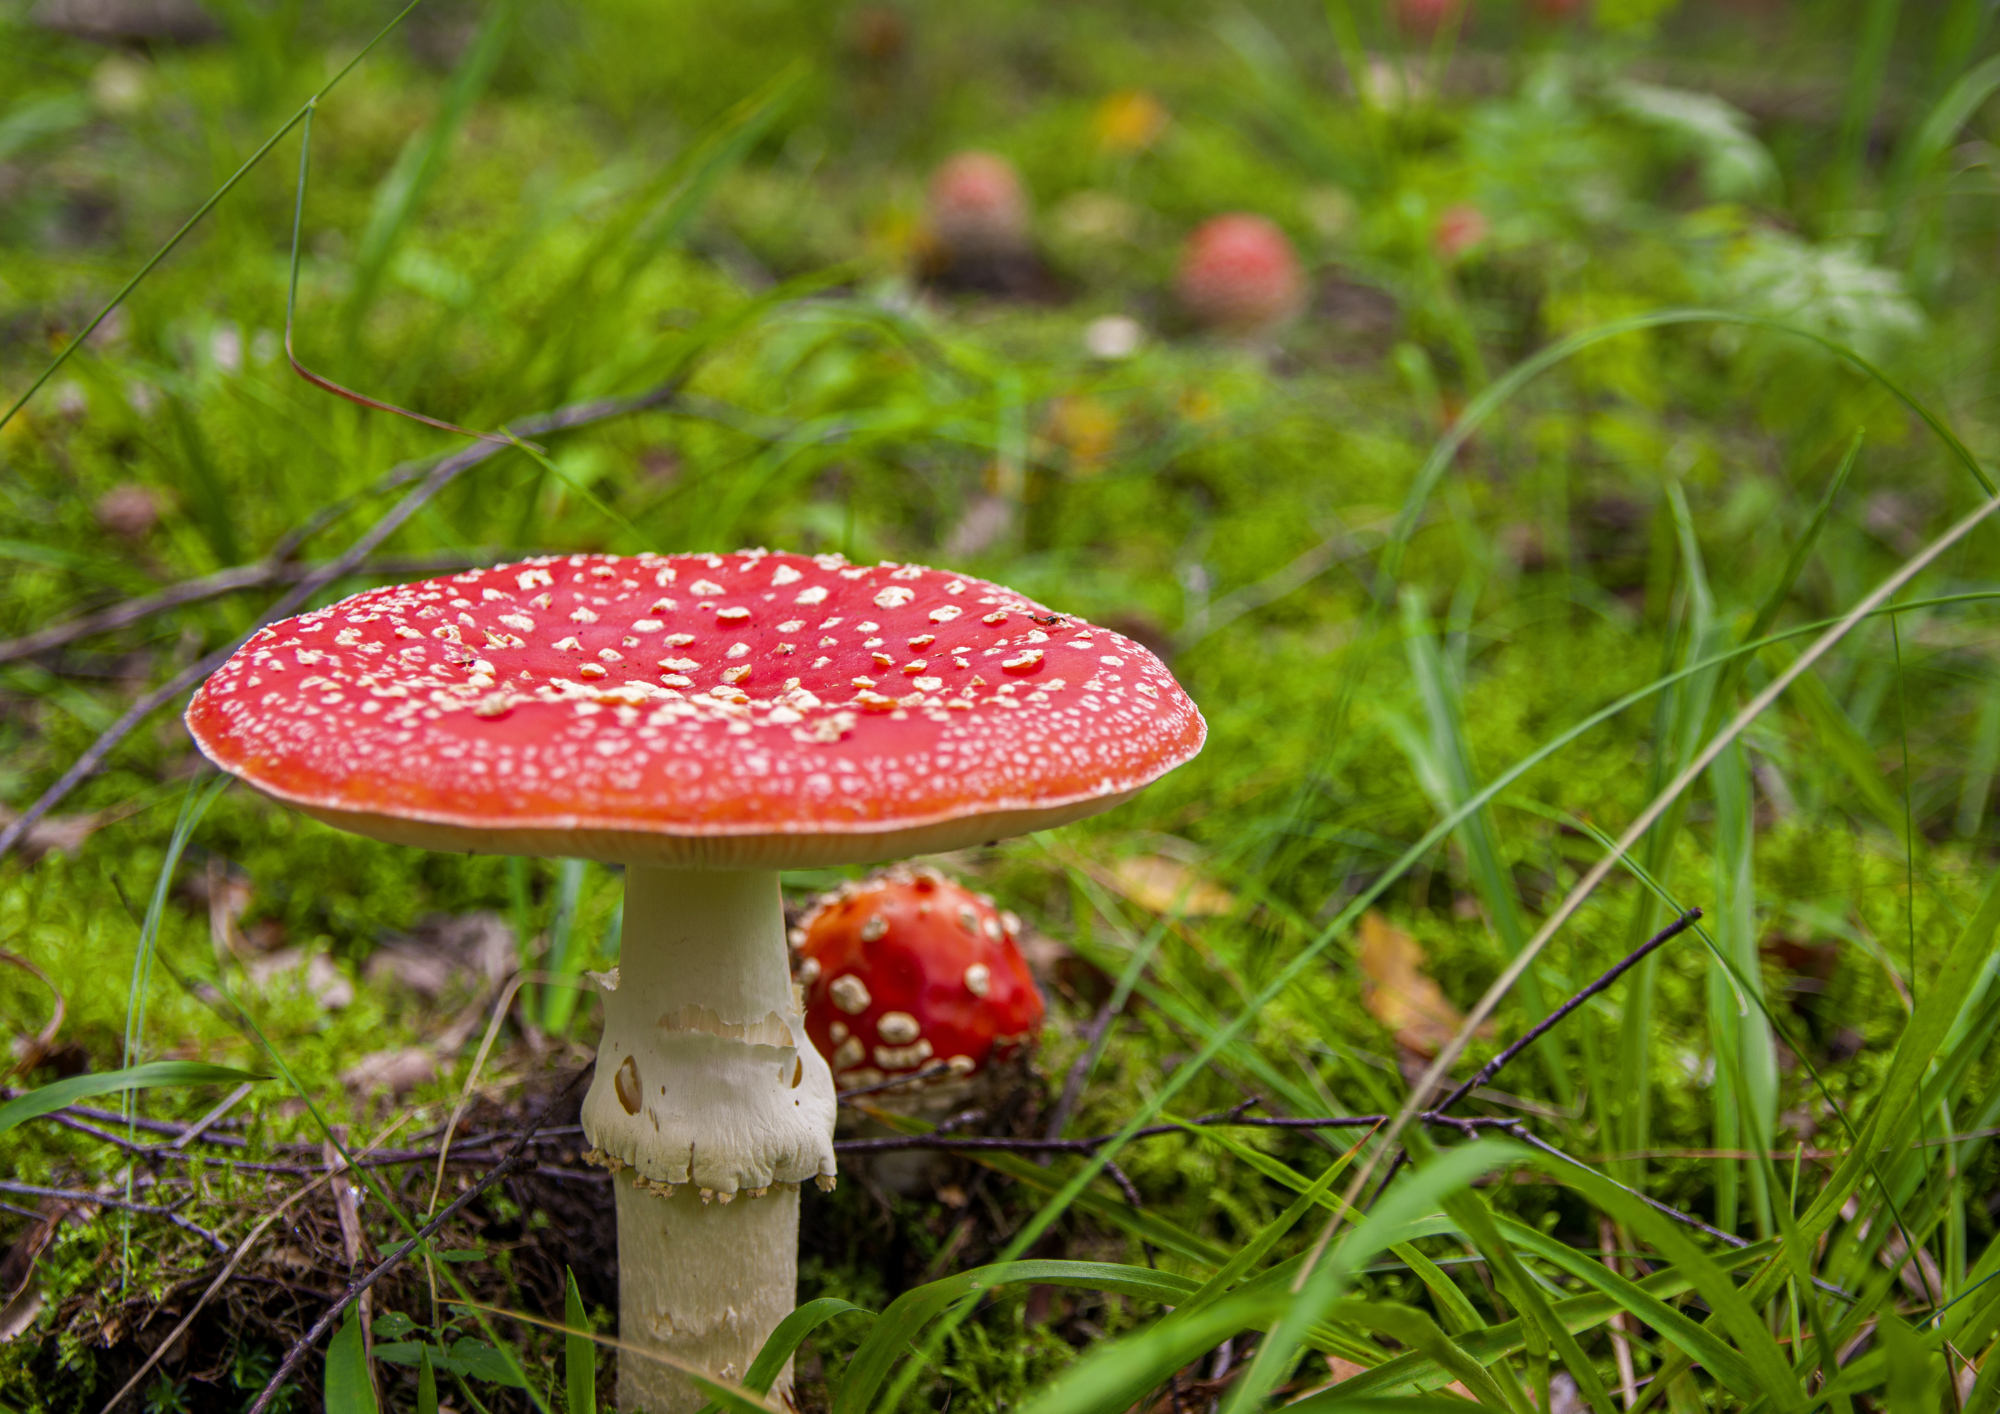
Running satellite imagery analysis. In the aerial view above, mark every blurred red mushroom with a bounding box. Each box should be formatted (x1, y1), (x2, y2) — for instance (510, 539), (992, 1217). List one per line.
(1396, 0), (1469, 39)
(927, 151), (1032, 262)
(922, 151), (1055, 297)
(1175, 214), (1306, 339)
(797, 867), (1044, 1102)
(1433, 203), (1489, 263)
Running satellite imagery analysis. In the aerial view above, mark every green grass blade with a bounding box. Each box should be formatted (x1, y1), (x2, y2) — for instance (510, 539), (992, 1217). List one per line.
(1771, 869), (2000, 1305)
(565, 1269), (594, 1414)
(1886, 54), (2000, 245)
(1015, 1286), (1288, 1414)
(833, 1262), (1196, 1414)
(744, 1299), (870, 1395)
(1548, 1154), (1807, 1409)
(1964, 1335), (2000, 1414)
(0, 1061), (267, 1137)
(1328, 1241), (1781, 1400)
(123, 772), (231, 1075)
(685, 1376), (774, 1414)
(1381, 313), (1993, 597)
(0, 0), (425, 431)
(1762, 652), (1907, 834)
(1834, 0), (1904, 209)
(540, 860), (589, 1034)
(1434, 1179), (1618, 1414)
(1317, 1300), (1524, 1414)
(325, 1316), (379, 1414)
(1165, 1124), (1364, 1319)
(965, 1150), (1231, 1267)
(342, 0), (518, 344)
(691, 1298), (870, 1414)
(1397, 588), (1562, 1082)
(1221, 1139), (1530, 1414)
(418, 1347), (438, 1414)
(890, 581), (2000, 1413)
(1495, 1215), (1759, 1398)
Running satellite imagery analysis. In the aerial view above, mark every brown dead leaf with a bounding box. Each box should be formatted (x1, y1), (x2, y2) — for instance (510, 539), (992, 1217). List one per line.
(0, 807), (100, 861)
(1356, 911), (1490, 1058)
(341, 1046), (437, 1097)
(1112, 854), (1236, 917)
(366, 912), (516, 1000)
(1320, 1353), (1476, 1403)
(243, 949), (354, 1010)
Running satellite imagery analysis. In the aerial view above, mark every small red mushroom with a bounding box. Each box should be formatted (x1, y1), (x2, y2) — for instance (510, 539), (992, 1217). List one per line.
(1175, 214), (1306, 338)
(1432, 203), (1489, 263)
(1395, 0), (1469, 39)
(927, 151), (1033, 262)
(796, 867), (1044, 1097)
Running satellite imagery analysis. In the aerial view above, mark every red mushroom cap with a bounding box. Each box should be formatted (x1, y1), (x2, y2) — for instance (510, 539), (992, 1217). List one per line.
(185, 551), (1204, 868)
(1395, 0), (1468, 39)
(1432, 203), (1489, 263)
(1175, 214), (1306, 335)
(927, 151), (1032, 259)
(796, 868), (1043, 1092)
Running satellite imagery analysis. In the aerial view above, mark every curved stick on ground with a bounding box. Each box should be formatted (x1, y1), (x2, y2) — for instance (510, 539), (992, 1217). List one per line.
(0, 551), (506, 668)
(0, 381), (679, 863)
(0, 1180), (225, 1251)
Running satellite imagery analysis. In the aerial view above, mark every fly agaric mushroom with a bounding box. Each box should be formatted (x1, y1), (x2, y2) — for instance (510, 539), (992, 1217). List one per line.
(1395, 0), (1469, 39)
(796, 867), (1043, 1098)
(184, 549), (1203, 1413)
(1175, 214), (1306, 339)
(1432, 203), (1489, 263)
(927, 151), (1032, 262)
(921, 151), (1057, 299)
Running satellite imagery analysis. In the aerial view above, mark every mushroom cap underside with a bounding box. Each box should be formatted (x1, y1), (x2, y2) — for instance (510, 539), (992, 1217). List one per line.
(186, 550), (1205, 862)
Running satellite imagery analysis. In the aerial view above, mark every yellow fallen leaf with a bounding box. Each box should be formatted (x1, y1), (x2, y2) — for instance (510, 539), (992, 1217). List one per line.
(1318, 1354), (1476, 1403)
(1111, 855), (1236, 917)
(1356, 910), (1489, 1057)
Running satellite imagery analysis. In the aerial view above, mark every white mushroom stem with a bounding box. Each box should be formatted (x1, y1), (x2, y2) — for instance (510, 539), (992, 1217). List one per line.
(581, 866), (838, 1414)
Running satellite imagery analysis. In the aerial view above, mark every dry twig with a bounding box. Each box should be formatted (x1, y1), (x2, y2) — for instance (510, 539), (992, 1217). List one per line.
(244, 1067), (590, 1414)
(0, 381), (681, 863)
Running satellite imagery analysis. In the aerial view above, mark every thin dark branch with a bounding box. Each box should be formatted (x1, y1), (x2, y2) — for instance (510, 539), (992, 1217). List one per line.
(45, 1113), (578, 1174)
(1044, 994), (1121, 1143)
(232, 1274), (343, 1303)
(243, 1068), (589, 1414)
(0, 1180), (226, 1251)
(1371, 908), (1702, 1205)
(837, 1064), (955, 1101)
(1103, 1161), (1143, 1207)
(1432, 908), (1702, 1115)
(0, 551), (511, 667)
(830, 1110), (1517, 1156)
(0, 380), (680, 862)
(1499, 1124), (1857, 1302)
